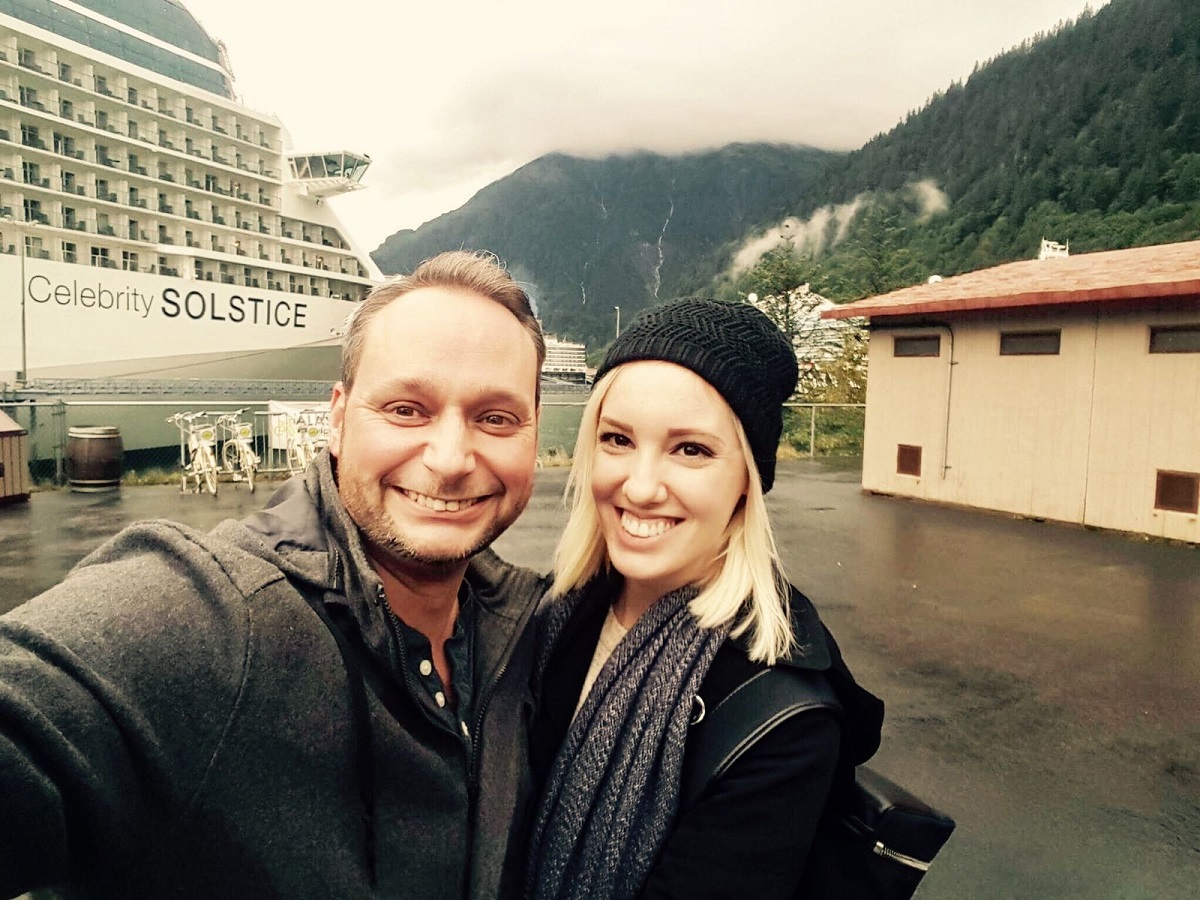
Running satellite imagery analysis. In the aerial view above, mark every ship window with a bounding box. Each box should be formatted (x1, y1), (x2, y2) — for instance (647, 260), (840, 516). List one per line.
(1000, 330), (1061, 356)
(894, 335), (941, 358)
(1155, 471), (1199, 514)
(62, 241), (77, 264)
(1149, 325), (1200, 354)
(122, 250), (138, 272)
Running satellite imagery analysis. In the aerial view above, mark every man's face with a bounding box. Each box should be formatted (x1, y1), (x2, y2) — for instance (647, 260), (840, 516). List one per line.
(329, 287), (540, 576)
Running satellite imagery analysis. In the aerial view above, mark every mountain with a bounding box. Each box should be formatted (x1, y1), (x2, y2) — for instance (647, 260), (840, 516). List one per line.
(373, 0), (1200, 335)
(372, 145), (835, 345)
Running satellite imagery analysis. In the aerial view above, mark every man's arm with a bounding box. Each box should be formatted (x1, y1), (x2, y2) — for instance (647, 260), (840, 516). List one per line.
(0, 522), (252, 895)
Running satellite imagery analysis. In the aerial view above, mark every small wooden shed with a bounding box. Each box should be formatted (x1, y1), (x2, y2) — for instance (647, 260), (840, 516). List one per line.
(0, 409), (32, 504)
(823, 239), (1200, 543)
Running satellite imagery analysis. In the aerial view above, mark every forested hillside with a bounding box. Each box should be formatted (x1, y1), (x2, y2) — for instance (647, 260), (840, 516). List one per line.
(791, 0), (1200, 301)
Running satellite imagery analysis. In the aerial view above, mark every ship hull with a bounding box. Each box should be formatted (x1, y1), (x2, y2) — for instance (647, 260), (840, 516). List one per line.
(1, 256), (353, 384)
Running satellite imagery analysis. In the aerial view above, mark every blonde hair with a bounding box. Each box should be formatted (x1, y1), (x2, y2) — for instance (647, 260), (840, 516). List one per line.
(552, 370), (794, 664)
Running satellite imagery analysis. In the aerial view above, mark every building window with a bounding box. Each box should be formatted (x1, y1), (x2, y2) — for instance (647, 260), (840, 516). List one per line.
(1155, 471), (1199, 514)
(897, 445), (922, 477)
(1000, 330), (1061, 356)
(893, 335), (941, 358)
(1149, 325), (1200, 354)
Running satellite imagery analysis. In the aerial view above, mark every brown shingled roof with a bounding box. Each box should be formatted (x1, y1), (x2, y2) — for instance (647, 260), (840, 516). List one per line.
(821, 239), (1200, 320)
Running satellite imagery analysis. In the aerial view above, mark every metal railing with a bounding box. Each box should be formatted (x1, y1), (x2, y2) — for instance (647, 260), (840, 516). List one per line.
(0, 395), (865, 486)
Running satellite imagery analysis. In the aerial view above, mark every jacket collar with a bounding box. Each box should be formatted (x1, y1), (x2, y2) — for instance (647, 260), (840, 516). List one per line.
(233, 451), (545, 677)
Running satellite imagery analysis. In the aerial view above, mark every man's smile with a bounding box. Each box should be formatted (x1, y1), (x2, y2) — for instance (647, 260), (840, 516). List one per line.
(400, 488), (485, 513)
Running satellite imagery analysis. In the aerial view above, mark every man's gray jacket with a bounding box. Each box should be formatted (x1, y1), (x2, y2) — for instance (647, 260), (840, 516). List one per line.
(0, 454), (546, 899)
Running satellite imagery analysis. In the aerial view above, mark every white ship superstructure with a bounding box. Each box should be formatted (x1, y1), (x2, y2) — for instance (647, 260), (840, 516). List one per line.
(0, 0), (382, 385)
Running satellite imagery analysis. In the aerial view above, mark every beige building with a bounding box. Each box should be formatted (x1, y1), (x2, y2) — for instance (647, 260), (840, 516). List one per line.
(823, 240), (1200, 542)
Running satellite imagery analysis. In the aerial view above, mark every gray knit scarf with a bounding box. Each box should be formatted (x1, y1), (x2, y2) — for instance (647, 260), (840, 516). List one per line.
(526, 581), (730, 900)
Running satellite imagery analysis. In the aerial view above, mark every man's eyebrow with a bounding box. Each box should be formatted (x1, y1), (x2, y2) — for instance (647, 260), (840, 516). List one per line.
(367, 378), (534, 414)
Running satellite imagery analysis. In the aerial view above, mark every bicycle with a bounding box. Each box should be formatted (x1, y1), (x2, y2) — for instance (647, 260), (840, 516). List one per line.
(286, 409), (330, 475)
(166, 411), (220, 496)
(216, 408), (260, 493)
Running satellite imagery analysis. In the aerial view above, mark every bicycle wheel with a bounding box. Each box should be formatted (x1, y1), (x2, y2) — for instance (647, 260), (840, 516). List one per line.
(222, 441), (240, 473)
(243, 447), (257, 493)
(201, 446), (219, 496)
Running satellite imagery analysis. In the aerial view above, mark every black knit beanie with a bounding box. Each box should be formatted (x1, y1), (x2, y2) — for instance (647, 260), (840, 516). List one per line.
(593, 298), (798, 493)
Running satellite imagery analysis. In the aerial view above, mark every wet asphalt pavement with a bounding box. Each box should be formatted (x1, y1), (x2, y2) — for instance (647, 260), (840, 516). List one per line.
(2, 459), (1198, 898)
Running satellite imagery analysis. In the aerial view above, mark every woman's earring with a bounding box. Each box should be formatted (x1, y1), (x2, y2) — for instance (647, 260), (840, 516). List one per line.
(690, 695), (706, 725)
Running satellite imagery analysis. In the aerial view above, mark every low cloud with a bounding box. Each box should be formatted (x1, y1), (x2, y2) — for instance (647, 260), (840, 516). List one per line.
(731, 195), (867, 274)
(729, 178), (951, 276)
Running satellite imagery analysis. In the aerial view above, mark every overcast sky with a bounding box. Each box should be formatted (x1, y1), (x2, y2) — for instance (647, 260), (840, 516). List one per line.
(183, 0), (1107, 251)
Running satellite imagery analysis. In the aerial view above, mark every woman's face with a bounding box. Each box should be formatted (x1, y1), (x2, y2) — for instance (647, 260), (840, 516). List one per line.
(591, 361), (749, 602)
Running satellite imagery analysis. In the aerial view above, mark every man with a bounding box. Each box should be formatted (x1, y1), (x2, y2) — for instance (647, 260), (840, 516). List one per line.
(0, 251), (549, 899)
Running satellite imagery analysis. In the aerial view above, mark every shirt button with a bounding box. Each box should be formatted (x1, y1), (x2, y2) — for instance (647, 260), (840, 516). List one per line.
(435, 691), (446, 708)
(419, 659), (433, 677)
(461, 721), (470, 738)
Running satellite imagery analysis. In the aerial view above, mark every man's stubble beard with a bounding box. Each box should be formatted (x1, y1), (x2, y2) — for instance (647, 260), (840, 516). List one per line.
(343, 477), (532, 577)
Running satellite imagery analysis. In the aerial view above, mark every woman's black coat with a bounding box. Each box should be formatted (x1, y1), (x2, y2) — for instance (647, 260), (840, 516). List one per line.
(530, 583), (884, 899)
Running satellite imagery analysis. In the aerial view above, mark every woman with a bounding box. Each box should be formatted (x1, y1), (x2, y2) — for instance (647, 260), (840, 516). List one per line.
(527, 298), (884, 900)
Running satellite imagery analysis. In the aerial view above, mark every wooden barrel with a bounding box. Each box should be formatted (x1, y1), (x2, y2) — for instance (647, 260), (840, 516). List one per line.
(66, 426), (124, 492)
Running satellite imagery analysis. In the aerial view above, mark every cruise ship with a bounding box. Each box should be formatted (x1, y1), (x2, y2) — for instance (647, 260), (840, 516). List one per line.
(541, 333), (589, 385)
(0, 0), (382, 388)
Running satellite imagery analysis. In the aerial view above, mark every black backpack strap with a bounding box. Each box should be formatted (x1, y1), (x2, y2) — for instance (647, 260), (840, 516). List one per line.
(682, 666), (841, 809)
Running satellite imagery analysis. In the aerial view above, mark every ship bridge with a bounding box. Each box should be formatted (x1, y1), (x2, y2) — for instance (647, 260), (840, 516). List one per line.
(288, 151), (371, 199)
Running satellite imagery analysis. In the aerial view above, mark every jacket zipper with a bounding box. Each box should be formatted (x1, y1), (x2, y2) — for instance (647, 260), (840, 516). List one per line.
(468, 590), (539, 790)
(873, 840), (931, 872)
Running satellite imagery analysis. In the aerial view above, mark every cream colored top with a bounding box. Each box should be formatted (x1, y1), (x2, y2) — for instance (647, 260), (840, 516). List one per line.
(574, 606), (629, 718)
